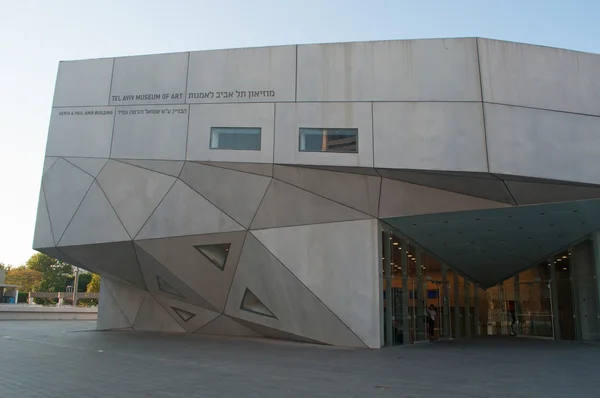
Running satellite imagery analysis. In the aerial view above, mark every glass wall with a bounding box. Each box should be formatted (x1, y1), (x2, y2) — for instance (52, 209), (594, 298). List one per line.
(381, 227), (480, 346)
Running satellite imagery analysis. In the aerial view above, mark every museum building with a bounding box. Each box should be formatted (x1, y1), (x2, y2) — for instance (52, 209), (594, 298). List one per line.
(33, 38), (600, 347)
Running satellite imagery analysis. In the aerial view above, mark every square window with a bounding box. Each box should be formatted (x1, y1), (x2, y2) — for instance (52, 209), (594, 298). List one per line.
(299, 128), (358, 153)
(210, 127), (261, 150)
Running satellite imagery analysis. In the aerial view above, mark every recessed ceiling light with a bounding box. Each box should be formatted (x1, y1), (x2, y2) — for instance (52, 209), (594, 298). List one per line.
(562, 255), (567, 259)
(393, 242), (399, 246)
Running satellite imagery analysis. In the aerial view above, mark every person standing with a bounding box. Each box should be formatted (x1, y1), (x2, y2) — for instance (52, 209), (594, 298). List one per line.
(426, 305), (437, 338)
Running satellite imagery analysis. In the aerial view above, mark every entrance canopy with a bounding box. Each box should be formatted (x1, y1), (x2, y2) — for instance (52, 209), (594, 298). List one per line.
(384, 198), (600, 287)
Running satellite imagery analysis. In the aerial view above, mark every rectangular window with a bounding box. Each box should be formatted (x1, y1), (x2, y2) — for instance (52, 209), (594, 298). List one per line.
(210, 127), (261, 150)
(299, 128), (358, 153)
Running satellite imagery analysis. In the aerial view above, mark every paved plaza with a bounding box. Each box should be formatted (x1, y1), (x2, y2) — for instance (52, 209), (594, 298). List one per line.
(1, 321), (599, 397)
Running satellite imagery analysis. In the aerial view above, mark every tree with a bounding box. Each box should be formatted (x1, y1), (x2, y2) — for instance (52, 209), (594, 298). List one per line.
(87, 274), (101, 293)
(26, 253), (72, 292)
(77, 272), (93, 292)
(5, 267), (42, 292)
(0, 263), (11, 271)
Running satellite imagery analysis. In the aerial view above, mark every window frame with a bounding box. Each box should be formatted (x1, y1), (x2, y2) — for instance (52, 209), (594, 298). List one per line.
(209, 126), (262, 151)
(298, 127), (359, 154)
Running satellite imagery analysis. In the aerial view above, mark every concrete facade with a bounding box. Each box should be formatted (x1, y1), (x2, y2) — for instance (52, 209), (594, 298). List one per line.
(34, 38), (600, 348)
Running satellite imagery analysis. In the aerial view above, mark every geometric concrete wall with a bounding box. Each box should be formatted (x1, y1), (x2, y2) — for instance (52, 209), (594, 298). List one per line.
(34, 38), (600, 348)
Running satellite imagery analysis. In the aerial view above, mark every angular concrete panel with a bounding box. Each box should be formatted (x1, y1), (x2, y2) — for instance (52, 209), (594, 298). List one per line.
(103, 278), (146, 325)
(97, 160), (176, 237)
(274, 102), (373, 168)
(180, 162), (271, 228)
(187, 45), (296, 103)
(135, 231), (245, 312)
(97, 279), (132, 330)
(196, 314), (263, 337)
(485, 103), (600, 185)
(53, 58), (113, 107)
(42, 157), (59, 176)
(64, 157), (108, 178)
(116, 159), (184, 177)
(297, 38), (481, 102)
(154, 295), (220, 333)
(378, 169), (514, 204)
(478, 38), (600, 116)
(135, 180), (244, 240)
(296, 164), (380, 177)
(110, 53), (188, 106)
(111, 105), (189, 160)
(58, 182), (131, 246)
(225, 234), (367, 347)
(252, 219), (380, 348)
(378, 178), (509, 218)
(132, 293), (185, 333)
(194, 161), (273, 177)
(60, 242), (146, 289)
(43, 158), (94, 243)
(187, 103), (275, 164)
(373, 102), (488, 172)
(505, 180), (600, 205)
(251, 180), (371, 230)
(274, 165), (381, 216)
(232, 318), (323, 345)
(46, 107), (115, 158)
(32, 186), (55, 249)
(134, 243), (218, 311)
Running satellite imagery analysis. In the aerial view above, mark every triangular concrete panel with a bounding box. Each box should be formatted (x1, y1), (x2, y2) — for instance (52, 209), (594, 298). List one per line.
(97, 160), (176, 237)
(135, 180), (244, 240)
(232, 318), (324, 345)
(250, 180), (372, 230)
(103, 277), (146, 325)
(134, 243), (218, 312)
(295, 164), (380, 177)
(195, 161), (273, 177)
(505, 180), (600, 205)
(64, 157), (108, 177)
(58, 181), (131, 246)
(97, 279), (131, 330)
(59, 242), (147, 289)
(42, 156), (59, 176)
(378, 178), (510, 218)
(274, 165), (381, 216)
(154, 294), (220, 333)
(377, 168), (515, 204)
(43, 158), (94, 243)
(252, 219), (380, 348)
(132, 293), (185, 333)
(196, 314), (263, 337)
(37, 247), (85, 269)
(180, 162), (272, 228)
(117, 159), (184, 177)
(135, 231), (246, 312)
(33, 186), (55, 249)
(224, 234), (367, 348)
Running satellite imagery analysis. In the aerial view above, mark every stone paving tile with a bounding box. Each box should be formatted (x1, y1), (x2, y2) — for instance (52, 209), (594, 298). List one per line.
(1, 321), (600, 397)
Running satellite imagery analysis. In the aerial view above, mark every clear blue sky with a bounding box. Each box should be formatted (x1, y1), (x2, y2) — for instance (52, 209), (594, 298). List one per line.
(1, 0), (599, 266)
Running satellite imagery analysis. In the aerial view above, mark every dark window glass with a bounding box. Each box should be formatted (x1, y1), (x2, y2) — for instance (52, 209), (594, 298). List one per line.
(210, 127), (261, 150)
(299, 128), (358, 153)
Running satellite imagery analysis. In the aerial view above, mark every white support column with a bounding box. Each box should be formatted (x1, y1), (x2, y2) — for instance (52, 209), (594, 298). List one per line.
(383, 231), (393, 347)
(464, 280), (471, 338)
(549, 257), (561, 340)
(474, 284), (479, 336)
(402, 240), (410, 345)
(442, 265), (450, 339)
(592, 232), (600, 325)
(454, 272), (461, 339)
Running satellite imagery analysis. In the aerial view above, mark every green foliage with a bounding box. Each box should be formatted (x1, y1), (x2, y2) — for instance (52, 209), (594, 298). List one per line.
(77, 272), (93, 292)
(17, 292), (29, 303)
(5, 267), (43, 292)
(0, 263), (12, 271)
(26, 252), (72, 292)
(87, 274), (101, 293)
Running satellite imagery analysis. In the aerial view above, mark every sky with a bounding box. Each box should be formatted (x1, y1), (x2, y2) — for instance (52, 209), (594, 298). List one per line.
(0, 0), (599, 266)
